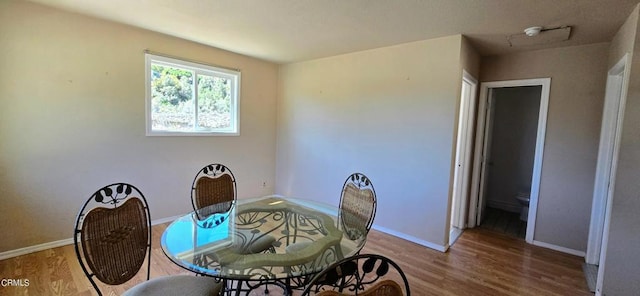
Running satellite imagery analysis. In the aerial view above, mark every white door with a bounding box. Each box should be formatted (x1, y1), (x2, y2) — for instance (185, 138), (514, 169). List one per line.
(468, 87), (497, 227)
(476, 90), (495, 225)
(587, 54), (628, 265)
(450, 71), (478, 241)
(588, 54), (630, 296)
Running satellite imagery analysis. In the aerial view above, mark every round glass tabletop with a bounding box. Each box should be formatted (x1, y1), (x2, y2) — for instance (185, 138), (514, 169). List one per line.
(161, 196), (367, 281)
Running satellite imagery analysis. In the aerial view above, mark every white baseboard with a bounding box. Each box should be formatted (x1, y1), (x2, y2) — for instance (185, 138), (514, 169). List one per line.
(0, 238), (74, 261)
(371, 224), (448, 252)
(151, 214), (181, 225)
(449, 228), (464, 246)
(487, 200), (521, 213)
(532, 240), (586, 257)
(0, 215), (181, 261)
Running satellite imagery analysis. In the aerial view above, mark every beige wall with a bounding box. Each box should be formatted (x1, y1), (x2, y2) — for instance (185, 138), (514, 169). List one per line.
(276, 36), (464, 248)
(0, 1), (278, 252)
(603, 4), (640, 295)
(608, 5), (639, 67)
(460, 36), (481, 79)
(481, 43), (609, 251)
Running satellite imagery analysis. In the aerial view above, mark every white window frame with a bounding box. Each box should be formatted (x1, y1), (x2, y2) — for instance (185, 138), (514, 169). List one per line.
(145, 53), (240, 136)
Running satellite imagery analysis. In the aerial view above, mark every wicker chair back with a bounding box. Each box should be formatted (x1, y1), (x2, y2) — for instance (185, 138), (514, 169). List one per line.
(302, 254), (410, 295)
(191, 163), (236, 217)
(74, 183), (151, 295)
(339, 173), (377, 240)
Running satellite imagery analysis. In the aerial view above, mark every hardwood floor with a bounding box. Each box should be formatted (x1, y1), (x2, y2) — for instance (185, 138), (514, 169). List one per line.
(0, 224), (592, 296)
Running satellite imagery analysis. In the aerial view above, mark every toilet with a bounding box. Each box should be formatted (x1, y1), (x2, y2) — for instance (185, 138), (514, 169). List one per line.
(515, 192), (530, 222)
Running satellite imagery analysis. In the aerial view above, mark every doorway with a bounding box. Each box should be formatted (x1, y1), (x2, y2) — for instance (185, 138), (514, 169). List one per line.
(468, 78), (551, 243)
(481, 86), (541, 238)
(449, 71), (478, 246)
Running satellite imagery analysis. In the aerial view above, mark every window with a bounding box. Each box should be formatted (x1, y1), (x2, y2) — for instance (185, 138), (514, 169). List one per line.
(145, 53), (240, 135)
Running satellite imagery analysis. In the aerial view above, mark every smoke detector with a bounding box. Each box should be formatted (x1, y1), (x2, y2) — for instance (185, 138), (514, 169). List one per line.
(524, 26), (543, 37)
(507, 26), (572, 47)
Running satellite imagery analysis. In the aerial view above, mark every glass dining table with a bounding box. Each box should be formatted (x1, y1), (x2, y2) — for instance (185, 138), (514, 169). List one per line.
(161, 195), (367, 295)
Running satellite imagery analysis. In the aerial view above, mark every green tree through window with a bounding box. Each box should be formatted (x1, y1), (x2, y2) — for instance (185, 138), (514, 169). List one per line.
(146, 54), (239, 135)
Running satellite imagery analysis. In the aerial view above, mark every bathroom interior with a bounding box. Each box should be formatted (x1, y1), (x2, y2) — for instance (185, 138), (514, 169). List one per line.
(481, 85), (542, 239)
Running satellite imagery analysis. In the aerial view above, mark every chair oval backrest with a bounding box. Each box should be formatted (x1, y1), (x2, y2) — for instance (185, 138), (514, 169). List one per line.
(339, 173), (377, 240)
(81, 198), (148, 284)
(302, 254), (410, 296)
(191, 164), (236, 217)
(74, 183), (151, 294)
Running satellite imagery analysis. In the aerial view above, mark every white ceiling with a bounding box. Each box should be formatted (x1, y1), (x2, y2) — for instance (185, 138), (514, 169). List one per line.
(28, 0), (640, 64)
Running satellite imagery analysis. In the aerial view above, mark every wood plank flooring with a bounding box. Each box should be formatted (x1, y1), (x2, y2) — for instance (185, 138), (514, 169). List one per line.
(0, 224), (592, 296)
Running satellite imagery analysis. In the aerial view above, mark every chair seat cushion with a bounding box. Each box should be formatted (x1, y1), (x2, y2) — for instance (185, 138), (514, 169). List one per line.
(123, 275), (222, 296)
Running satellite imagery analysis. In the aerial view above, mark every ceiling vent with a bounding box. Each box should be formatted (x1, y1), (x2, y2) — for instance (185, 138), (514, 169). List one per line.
(507, 26), (572, 47)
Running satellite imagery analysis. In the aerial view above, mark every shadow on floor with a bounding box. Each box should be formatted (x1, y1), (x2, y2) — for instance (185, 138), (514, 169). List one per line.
(479, 207), (526, 239)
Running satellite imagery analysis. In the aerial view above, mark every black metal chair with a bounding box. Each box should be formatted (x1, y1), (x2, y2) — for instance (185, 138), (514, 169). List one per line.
(287, 172), (377, 255)
(191, 163), (275, 254)
(191, 163), (237, 218)
(284, 173), (377, 291)
(74, 183), (221, 296)
(301, 254), (410, 295)
(337, 173), (377, 255)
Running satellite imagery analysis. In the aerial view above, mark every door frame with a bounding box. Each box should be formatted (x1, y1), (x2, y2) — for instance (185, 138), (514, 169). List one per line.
(589, 54), (630, 295)
(587, 53), (629, 265)
(450, 70), (478, 242)
(468, 78), (551, 244)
